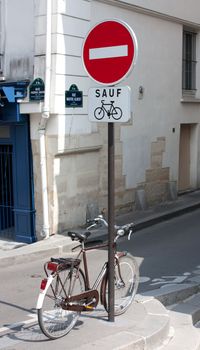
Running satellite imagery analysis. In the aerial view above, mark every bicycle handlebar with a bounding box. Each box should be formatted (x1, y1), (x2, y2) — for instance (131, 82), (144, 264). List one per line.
(86, 215), (135, 241)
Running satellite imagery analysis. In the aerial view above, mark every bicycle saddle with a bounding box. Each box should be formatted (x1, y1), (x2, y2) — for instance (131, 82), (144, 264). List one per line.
(50, 257), (81, 267)
(68, 231), (91, 242)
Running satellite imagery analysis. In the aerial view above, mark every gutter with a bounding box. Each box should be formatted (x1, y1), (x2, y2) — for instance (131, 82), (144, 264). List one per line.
(38, 0), (52, 239)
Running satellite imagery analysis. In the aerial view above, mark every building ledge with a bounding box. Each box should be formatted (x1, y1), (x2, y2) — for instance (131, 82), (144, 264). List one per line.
(55, 145), (102, 157)
(19, 101), (43, 114)
(181, 97), (200, 103)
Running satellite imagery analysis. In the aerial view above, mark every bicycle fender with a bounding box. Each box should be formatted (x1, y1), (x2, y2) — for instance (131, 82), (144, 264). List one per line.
(36, 275), (54, 309)
(116, 251), (127, 258)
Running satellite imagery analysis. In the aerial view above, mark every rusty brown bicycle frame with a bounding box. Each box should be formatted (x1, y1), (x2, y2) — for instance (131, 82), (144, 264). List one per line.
(61, 240), (110, 312)
(44, 239), (126, 312)
(79, 240), (126, 290)
(68, 240), (126, 310)
(74, 240), (109, 291)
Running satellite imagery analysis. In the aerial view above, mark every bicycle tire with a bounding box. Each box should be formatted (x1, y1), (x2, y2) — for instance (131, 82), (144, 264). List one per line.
(112, 107), (122, 120)
(37, 267), (86, 339)
(94, 107), (105, 120)
(102, 253), (139, 316)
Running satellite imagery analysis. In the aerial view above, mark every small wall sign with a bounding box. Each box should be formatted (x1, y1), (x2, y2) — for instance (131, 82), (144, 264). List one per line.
(65, 84), (83, 108)
(29, 78), (45, 101)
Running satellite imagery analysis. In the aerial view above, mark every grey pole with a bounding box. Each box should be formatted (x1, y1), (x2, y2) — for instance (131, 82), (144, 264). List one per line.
(108, 122), (115, 322)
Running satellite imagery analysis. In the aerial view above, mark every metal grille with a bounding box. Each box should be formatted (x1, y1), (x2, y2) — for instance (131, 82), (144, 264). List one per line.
(182, 30), (197, 91)
(0, 145), (14, 239)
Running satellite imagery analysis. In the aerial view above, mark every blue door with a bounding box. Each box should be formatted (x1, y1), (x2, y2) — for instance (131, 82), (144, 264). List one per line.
(0, 119), (36, 243)
(0, 81), (36, 243)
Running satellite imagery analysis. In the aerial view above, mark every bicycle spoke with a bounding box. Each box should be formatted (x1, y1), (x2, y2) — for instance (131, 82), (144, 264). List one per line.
(38, 268), (85, 339)
(103, 254), (139, 315)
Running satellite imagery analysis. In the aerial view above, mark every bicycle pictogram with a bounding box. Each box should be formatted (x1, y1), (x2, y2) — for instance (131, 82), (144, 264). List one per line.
(94, 100), (123, 120)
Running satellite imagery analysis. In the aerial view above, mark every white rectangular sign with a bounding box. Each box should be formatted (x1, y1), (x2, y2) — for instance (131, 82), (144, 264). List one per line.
(88, 86), (131, 123)
(89, 45), (128, 60)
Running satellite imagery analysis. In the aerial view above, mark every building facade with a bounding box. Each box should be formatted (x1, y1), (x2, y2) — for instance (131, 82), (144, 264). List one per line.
(0, 0), (200, 242)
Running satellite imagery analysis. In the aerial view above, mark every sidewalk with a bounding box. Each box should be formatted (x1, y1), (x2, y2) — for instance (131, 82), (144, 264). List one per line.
(1, 190), (200, 349)
(1, 189), (200, 267)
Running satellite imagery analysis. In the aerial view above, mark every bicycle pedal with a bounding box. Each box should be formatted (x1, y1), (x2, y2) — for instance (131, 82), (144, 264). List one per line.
(85, 305), (94, 310)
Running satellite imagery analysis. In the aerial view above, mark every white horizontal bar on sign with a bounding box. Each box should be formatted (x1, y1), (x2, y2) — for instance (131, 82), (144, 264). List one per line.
(89, 45), (128, 60)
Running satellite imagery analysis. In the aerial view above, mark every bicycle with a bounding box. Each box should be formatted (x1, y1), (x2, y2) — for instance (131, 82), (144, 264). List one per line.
(36, 215), (139, 339)
(94, 100), (123, 120)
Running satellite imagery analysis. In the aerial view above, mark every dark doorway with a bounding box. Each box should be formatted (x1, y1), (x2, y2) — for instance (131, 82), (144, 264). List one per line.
(0, 144), (14, 239)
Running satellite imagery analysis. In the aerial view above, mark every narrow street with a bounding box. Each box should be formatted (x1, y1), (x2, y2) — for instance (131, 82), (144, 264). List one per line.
(1, 209), (200, 349)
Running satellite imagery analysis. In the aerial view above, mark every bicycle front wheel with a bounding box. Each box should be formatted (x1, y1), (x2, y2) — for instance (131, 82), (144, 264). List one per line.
(37, 267), (85, 339)
(112, 107), (122, 120)
(103, 253), (139, 316)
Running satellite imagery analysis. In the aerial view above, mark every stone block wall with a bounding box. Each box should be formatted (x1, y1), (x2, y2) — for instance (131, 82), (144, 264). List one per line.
(136, 137), (175, 207)
(32, 130), (176, 237)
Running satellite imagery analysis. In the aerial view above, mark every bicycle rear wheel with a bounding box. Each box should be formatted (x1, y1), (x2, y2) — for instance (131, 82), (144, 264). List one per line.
(94, 107), (105, 120)
(103, 253), (139, 316)
(37, 267), (85, 339)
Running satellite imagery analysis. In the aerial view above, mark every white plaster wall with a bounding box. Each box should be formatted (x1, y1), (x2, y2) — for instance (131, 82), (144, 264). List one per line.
(33, 0), (94, 137)
(8, 0), (199, 232)
(4, 0), (34, 79)
(51, 9), (91, 117)
(112, 0), (200, 24)
(91, 1), (200, 189)
(6, 0), (200, 194)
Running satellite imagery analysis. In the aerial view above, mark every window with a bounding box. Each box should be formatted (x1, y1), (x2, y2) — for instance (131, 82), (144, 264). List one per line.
(182, 30), (197, 92)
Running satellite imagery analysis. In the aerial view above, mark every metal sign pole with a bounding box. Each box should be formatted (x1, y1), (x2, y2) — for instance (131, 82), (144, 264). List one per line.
(82, 18), (137, 324)
(108, 122), (115, 322)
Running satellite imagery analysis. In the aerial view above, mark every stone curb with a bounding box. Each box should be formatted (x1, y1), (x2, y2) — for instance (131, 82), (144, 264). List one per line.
(1, 200), (200, 268)
(163, 292), (200, 349)
(0, 236), (75, 268)
(134, 201), (200, 231)
(73, 297), (170, 350)
(141, 283), (200, 307)
(73, 288), (200, 350)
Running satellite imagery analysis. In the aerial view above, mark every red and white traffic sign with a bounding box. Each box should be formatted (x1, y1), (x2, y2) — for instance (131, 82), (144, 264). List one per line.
(82, 20), (138, 85)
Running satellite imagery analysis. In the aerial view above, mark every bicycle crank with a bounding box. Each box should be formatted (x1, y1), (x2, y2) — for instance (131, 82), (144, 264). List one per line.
(62, 289), (99, 312)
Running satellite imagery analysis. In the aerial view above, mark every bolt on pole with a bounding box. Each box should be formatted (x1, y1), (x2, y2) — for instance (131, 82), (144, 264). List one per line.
(108, 122), (115, 322)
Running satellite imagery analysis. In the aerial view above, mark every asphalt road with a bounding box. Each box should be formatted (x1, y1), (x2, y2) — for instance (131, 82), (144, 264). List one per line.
(1, 208), (200, 348)
(131, 208), (200, 292)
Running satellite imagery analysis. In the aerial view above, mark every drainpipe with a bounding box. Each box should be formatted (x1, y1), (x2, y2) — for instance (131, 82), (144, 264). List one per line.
(38, 0), (52, 239)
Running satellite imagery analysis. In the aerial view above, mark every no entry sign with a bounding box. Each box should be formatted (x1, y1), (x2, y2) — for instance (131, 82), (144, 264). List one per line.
(82, 20), (138, 85)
